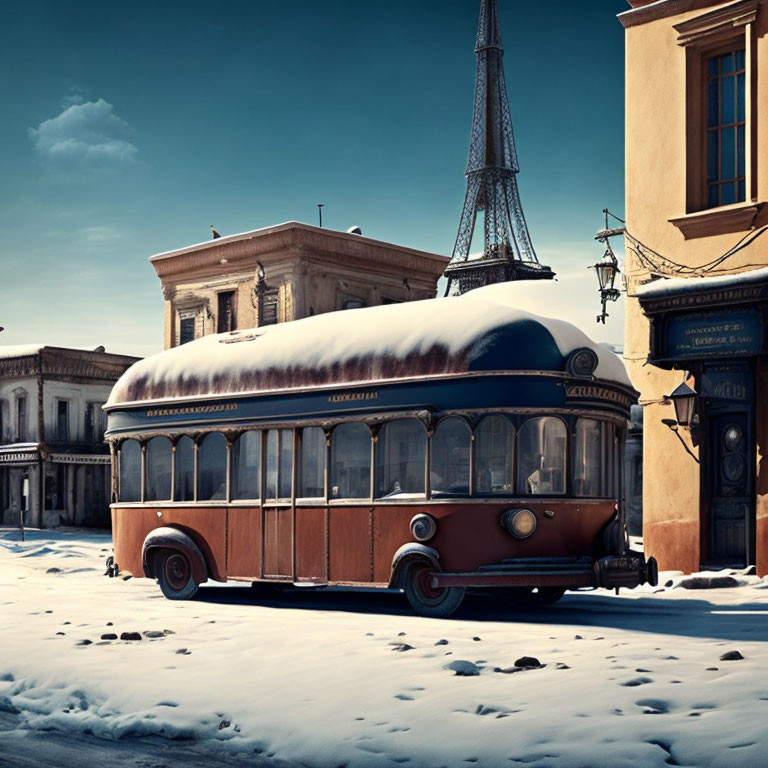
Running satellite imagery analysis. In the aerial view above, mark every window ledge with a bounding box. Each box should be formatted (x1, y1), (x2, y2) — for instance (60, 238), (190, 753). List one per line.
(669, 202), (765, 240)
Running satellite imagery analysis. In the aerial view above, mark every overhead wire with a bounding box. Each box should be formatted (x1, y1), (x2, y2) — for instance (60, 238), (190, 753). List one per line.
(602, 209), (768, 278)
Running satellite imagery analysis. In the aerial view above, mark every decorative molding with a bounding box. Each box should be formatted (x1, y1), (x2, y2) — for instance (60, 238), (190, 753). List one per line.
(673, 0), (757, 46)
(669, 202), (764, 239)
(619, 0), (745, 29)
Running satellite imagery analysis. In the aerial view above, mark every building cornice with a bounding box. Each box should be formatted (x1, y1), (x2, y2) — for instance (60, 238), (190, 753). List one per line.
(619, 0), (744, 29)
(0, 347), (140, 382)
(149, 222), (449, 282)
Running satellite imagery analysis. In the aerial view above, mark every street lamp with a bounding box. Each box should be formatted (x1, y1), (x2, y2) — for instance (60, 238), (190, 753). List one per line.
(590, 210), (624, 324)
(667, 381), (697, 428)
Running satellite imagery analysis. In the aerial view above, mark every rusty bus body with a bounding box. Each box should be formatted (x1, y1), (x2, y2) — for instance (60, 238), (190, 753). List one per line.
(104, 289), (657, 616)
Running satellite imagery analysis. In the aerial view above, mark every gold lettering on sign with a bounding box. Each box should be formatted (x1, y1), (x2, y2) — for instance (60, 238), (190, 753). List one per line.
(328, 391), (379, 403)
(566, 385), (633, 409)
(146, 403), (239, 417)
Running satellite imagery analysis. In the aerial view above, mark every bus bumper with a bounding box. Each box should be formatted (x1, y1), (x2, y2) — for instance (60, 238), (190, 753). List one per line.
(430, 552), (658, 591)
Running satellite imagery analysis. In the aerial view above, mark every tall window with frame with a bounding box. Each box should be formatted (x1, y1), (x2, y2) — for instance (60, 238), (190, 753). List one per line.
(706, 48), (746, 208)
(16, 396), (27, 442)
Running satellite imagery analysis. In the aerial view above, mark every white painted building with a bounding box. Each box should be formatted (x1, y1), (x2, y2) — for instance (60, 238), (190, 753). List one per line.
(0, 345), (139, 527)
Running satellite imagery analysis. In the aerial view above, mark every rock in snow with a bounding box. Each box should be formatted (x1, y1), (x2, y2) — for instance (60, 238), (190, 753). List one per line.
(444, 660), (481, 676)
(679, 576), (740, 589)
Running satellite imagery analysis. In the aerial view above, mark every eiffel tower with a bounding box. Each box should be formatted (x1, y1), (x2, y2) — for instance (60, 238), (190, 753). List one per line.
(444, 0), (555, 296)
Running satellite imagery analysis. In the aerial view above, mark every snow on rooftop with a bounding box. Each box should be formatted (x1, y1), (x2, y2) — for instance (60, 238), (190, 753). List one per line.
(108, 283), (631, 406)
(0, 344), (45, 360)
(636, 266), (768, 299)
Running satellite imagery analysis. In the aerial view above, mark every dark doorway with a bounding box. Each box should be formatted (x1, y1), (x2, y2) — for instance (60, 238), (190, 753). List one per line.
(217, 291), (237, 333)
(702, 363), (755, 566)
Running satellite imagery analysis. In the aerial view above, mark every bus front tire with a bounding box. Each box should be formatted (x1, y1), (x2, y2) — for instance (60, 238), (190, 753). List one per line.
(403, 562), (465, 618)
(155, 549), (199, 600)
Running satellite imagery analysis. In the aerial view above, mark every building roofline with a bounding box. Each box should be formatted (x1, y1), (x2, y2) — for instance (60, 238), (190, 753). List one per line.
(149, 221), (449, 265)
(618, 0), (732, 28)
(0, 345), (141, 365)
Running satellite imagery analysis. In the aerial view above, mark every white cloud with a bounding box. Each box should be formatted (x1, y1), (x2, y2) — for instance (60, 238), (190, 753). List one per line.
(28, 98), (137, 165)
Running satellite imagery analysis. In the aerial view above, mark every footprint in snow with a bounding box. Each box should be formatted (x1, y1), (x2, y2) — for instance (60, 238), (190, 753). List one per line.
(394, 694), (414, 701)
(157, 701), (179, 707)
(636, 698), (669, 714)
(620, 676), (653, 687)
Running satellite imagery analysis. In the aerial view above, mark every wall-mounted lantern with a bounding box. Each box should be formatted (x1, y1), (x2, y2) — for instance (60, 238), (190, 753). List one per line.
(661, 380), (700, 463)
(667, 381), (697, 428)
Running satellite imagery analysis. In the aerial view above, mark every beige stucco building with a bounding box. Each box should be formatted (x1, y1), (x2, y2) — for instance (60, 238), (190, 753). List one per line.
(621, 0), (768, 574)
(151, 222), (449, 350)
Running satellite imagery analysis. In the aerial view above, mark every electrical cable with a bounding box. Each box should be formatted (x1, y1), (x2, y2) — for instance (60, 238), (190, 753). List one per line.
(603, 208), (768, 278)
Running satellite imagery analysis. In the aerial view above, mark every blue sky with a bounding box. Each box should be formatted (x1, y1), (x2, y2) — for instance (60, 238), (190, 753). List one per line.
(0, 0), (628, 357)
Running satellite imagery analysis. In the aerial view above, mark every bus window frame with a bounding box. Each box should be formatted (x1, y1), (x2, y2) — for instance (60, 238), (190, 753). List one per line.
(110, 410), (628, 507)
(515, 414), (569, 497)
(430, 414), (473, 499)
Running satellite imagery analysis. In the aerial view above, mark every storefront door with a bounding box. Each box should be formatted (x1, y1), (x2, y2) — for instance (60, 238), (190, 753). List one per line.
(707, 408), (754, 566)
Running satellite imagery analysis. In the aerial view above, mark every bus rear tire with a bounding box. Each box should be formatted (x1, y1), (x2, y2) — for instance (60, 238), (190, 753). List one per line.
(156, 549), (199, 600)
(404, 562), (465, 618)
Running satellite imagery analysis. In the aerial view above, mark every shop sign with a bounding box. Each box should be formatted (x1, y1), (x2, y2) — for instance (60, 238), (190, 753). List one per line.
(701, 364), (753, 402)
(665, 308), (763, 360)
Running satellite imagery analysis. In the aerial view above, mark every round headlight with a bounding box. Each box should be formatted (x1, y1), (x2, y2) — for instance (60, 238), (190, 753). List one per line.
(501, 508), (537, 539)
(410, 513), (437, 542)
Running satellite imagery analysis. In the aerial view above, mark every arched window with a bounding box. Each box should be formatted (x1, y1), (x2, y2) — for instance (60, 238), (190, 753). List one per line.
(145, 437), (172, 501)
(431, 417), (470, 496)
(198, 433), (227, 501)
(475, 415), (514, 495)
(517, 417), (567, 495)
(573, 419), (616, 498)
(265, 429), (293, 500)
(299, 427), (325, 499)
(375, 418), (426, 498)
(119, 439), (141, 502)
(231, 431), (261, 500)
(174, 436), (195, 501)
(330, 422), (371, 499)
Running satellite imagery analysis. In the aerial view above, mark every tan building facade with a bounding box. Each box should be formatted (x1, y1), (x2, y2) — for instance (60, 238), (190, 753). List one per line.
(151, 222), (449, 350)
(620, 0), (768, 575)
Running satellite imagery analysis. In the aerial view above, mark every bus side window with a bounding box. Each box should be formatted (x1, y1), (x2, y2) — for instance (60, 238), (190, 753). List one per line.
(145, 436), (172, 501)
(573, 419), (616, 498)
(198, 433), (227, 501)
(119, 439), (142, 502)
(231, 431), (261, 500)
(474, 415), (514, 495)
(266, 429), (293, 500)
(517, 417), (567, 495)
(299, 427), (325, 499)
(330, 422), (371, 499)
(431, 417), (470, 496)
(375, 418), (426, 499)
(175, 436), (195, 502)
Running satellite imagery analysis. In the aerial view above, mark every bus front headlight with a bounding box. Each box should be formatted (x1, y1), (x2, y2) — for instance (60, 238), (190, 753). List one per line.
(501, 508), (537, 539)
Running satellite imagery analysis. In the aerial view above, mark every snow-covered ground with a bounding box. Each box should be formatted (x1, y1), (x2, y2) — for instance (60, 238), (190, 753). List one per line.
(1, 528), (767, 768)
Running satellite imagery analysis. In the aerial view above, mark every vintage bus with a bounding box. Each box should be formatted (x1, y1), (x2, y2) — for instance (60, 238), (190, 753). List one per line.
(104, 284), (657, 617)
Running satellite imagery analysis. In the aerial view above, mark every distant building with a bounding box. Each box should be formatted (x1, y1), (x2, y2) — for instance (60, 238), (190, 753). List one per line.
(620, 0), (768, 574)
(151, 222), (449, 349)
(0, 345), (140, 528)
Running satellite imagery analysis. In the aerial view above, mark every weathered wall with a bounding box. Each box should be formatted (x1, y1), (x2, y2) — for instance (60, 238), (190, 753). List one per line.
(623, 0), (768, 571)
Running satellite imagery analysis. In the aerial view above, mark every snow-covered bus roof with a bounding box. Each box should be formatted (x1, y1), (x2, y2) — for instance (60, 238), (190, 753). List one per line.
(107, 283), (632, 407)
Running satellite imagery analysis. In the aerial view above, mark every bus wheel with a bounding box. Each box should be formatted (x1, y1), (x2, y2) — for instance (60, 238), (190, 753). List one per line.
(528, 587), (565, 605)
(404, 562), (465, 618)
(156, 549), (199, 600)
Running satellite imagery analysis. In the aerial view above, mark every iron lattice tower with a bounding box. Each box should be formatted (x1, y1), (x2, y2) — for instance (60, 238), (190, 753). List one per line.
(444, 0), (554, 295)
